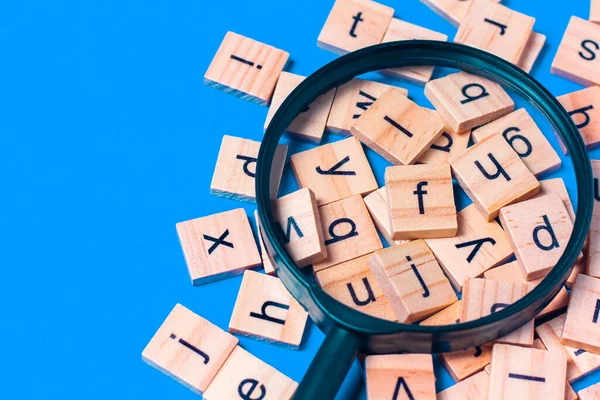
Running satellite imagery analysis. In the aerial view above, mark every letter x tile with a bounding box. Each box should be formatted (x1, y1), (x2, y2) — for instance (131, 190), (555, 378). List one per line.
(176, 208), (261, 285)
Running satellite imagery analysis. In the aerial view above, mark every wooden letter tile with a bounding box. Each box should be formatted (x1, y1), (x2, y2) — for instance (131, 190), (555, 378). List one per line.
(461, 278), (534, 346)
(381, 19), (448, 83)
(290, 136), (378, 206)
(593, 0), (600, 24)
(254, 210), (275, 275)
(530, 340), (580, 400)
(562, 274), (600, 353)
(273, 188), (327, 267)
(455, 1), (535, 64)
(313, 194), (382, 271)
(142, 304), (238, 394)
(203, 346), (297, 400)
(314, 254), (396, 321)
(488, 344), (567, 400)
(369, 240), (458, 323)
(417, 110), (470, 165)
(176, 209), (261, 285)
(588, 161), (600, 277)
(204, 32), (289, 106)
(326, 79), (408, 136)
(579, 382), (600, 400)
(211, 135), (287, 202)
(386, 163), (457, 240)
(518, 32), (547, 73)
(365, 354), (436, 400)
(351, 88), (445, 165)
(471, 108), (561, 177)
(317, 0), (394, 55)
(264, 72), (336, 143)
(364, 186), (409, 246)
(556, 86), (600, 152)
(437, 371), (489, 400)
(451, 133), (540, 221)
(419, 0), (501, 27)
(229, 271), (308, 349)
(499, 193), (575, 280)
(426, 203), (513, 292)
(551, 16), (600, 87)
(425, 72), (514, 133)
(533, 178), (576, 221)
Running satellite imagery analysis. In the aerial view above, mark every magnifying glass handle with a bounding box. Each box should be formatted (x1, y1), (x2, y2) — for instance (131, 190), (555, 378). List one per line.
(294, 326), (361, 400)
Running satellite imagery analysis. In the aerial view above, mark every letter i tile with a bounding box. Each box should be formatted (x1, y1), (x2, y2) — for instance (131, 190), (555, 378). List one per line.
(562, 274), (600, 354)
(365, 354), (436, 400)
(229, 270), (309, 349)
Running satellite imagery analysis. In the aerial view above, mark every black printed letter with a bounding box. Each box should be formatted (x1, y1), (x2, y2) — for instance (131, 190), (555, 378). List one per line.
(503, 127), (532, 158)
(249, 301), (290, 325)
(414, 181), (428, 215)
(532, 215), (560, 251)
(475, 153), (511, 181)
(170, 333), (210, 364)
(324, 218), (358, 245)
(579, 39), (599, 61)
(238, 378), (266, 400)
(392, 377), (415, 400)
(349, 12), (364, 37)
(568, 105), (594, 129)
(460, 83), (489, 104)
(316, 156), (356, 176)
(484, 18), (507, 35)
(384, 115), (413, 138)
(236, 155), (258, 178)
(277, 216), (303, 244)
(353, 90), (377, 118)
(347, 278), (376, 306)
(455, 238), (497, 263)
(430, 132), (453, 153)
(407, 256), (430, 298)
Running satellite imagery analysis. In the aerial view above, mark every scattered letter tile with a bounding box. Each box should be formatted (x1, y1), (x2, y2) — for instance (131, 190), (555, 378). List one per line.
(419, 0), (501, 27)
(518, 32), (546, 73)
(562, 274), (600, 353)
(437, 371), (489, 400)
(290, 137), (378, 206)
(142, 304), (238, 394)
(533, 178), (576, 221)
(588, 161), (600, 277)
(417, 111), (470, 165)
(176, 208), (261, 285)
(364, 187), (408, 246)
(425, 72), (514, 133)
(556, 86), (600, 152)
(369, 240), (458, 323)
(365, 354), (436, 400)
(204, 32), (289, 105)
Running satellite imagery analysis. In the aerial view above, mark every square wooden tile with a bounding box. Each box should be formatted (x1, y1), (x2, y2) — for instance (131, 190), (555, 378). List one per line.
(588, 161), (600, 277)
(351, 87), (445, 165)
(369, 240), (458, 323)
(593, 0), (600, 23)
(556, 86), (600, 152)
(365, 354), (436, 400)
(529, 339), (579, 400)
(536, 314), (600, 382)
(425, 203), (513, 292)
(204, 32), (290, 106)
(455, 0), (535, 64)
(461, 278), (534, 346)
(176, 208), (261, 286)
(488, 344), (567, 400)
(518, 32), (546, 73)
(386, 163), (457, 240)
(210, 135), (287, 202)
(451, 133), (540, 221)
(313, 194), (382, 272)
(562, 274), (600, 353)
(579, 382), (600, 400)
(551, 16), (600, 87)
(419, 0), (501, 27)
(314, 254), (396, 321)
(533, 178), (576, 221)
(425, 72), (514, 133)
(254, 211), (276, 275)
(326, 79), (408, 136)
(471, 108), (561, 177)
(229, 270), (308, 349)
(290, 137), (378, 206)
(499, 193), (574, 280)
(203, 346), (297, 400)
(381, 19), (448, 83)
(264, 72), (336, 143)
(417, 111), (470, 165)
(437, 371), (489, 400)
(364, 187), (409, 246)
(273, 188), (327, 267)
(317, 0), (394, 55)
(141, 304), (238, 394)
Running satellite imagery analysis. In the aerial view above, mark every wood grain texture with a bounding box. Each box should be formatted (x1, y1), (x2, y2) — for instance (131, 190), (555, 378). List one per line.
(365, 354), (436, 400)
(363, 187), (408, 246)
(254, 211), (276, 275)
(419, 0), (501, 27)
(141, 304), (238, 394)
(588, 160), (600, 277)
(290, 137), (378, 206)
(451, 133), (539, 221)
(531, 339), (579, 400)
(351, 87), (445, 165)
(317, 0), (394, 55)
(386, 163), (457, 240)
(579, 382), (600, 400)
(176, 208), (261, 285)
(562, 274), (600, 353)
(425, 71), (514, 133)
(551, 16), (600, 87)
(533, 178), (576, 221)
(556, 86), (600, 153)
(518, 32), (546, 73)
(204, 32), (289, 105)
(437, 371), (489, 400)
(417, 110), (470, 165)
(369, 240), (458, 323)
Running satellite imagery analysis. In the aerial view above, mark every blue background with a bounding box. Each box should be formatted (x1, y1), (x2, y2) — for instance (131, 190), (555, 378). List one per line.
(1, 0), (599, 398)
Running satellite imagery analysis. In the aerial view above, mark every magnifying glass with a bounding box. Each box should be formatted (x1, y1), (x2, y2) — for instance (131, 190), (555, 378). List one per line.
(256, 40), (593, 400)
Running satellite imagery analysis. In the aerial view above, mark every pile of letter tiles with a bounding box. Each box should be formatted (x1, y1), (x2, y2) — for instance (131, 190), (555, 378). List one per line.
(141, 0), (600, 398)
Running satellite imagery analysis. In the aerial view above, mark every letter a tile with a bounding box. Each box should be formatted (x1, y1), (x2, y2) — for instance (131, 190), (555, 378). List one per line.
(204, 32), (290, 106)
(142, 304), (238, 395)
(313, 194), (382, 272)
(203, 346), (298, 400)
(587, 161), (600, 277)
(419, 0), (501, 27)
(426, 203), (513, 292)
(385, 163), (458, 240)
(369, 240), (458, 323)
(365, 354), (436, 400)
(176, 208), (261, 285)
(229, 271), (308, 349)
(562, 274), (600, 354)
(556, 86), (600, 153)
(425, 72), (514, 133)
(488, 344), (567, 400)
(551, 16), (600, 87)
(290, 137), (378, 206)
(317, 0), (394, 56)
(211, 135), (287, 202)
(450, 133), (540, 221)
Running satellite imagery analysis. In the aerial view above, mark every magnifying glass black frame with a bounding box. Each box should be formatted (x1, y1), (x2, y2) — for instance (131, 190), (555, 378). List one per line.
(256, 40), (593, 400)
